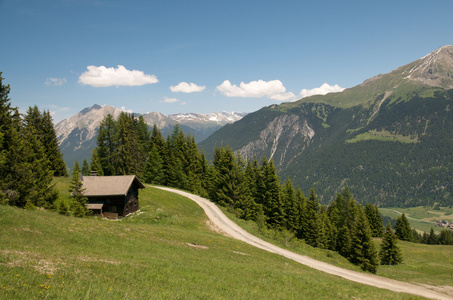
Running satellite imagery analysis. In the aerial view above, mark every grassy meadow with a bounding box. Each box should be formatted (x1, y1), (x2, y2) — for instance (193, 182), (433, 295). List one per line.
(380, 206), (453, 233)
(1, 178), (450, 299)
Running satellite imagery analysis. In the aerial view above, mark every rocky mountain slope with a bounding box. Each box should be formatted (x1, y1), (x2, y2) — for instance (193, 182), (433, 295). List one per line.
(56, 105), (245, 170)
(199, 45), (453, 207)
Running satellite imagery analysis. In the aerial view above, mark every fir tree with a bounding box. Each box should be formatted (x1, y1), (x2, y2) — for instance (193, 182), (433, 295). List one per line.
(143, 146), (164, 185)
(304, 188), (320, 247)
(365, 203), (384, 237)
(395, 213), (412, 241)
(96, 114), (117, 176)
(69, 161), (89, 217)
(89, 149), (104, 176)
(262, 159), (285, 229)
(349, 207), (379, 273)
(427, 228), (438, 245)
(81, 159), (90, 176)
(379, 223), (403, 265)
(23, 106), (67, 176)
(438, 230), (453, 245)
(0, 75), (57, 208)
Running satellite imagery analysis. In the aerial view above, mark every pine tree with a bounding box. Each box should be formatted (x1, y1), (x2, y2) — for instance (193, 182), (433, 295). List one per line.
(143, 146), (164, 185)
(69, 161), (89, 217)
(349, 207), (379, 273)
(395, 213), (412, 241)
(23, 106), (67, 176)
(89, 149), (104, 176)
(282, 178), (298, 232)
(81, 159), (90, 176)
(96, 114), (117, 176)
(0, 75), (57, 208)
(19, 123), (57, 208)
(262, 159), (285, 229)
(379, 223), (403, 265)
(365, 203), (384, 237)
(438, 230), (453, 245)
(0, 73), (23, 205)
(304, 188), (320, 247)
(427, 228), (438, 245)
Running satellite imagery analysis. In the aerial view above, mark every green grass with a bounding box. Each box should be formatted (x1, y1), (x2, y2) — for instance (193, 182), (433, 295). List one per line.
(222, 207), (453, 288)
(380, 206), (453, 233)
(345, 130), (419, 144)
(0, 179), (442, 299)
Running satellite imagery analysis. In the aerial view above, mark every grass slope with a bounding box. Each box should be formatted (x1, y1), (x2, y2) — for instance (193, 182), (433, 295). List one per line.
(380, 206), (453, 233)
(0, 179), (443, 299)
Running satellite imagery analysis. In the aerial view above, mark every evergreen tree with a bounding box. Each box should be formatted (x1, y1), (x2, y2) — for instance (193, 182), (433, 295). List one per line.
(438, 230), (453, 245)
(337, 224), (351, 257)
(0, 73), (23, 205)
(19, 123), (57, 208)
(23, 106), (67, 176)
(427, 228), (438, 245)
(282, 178), (298, 232)
(210, 147), (239, 207)
(96, 114), (117, 175)
(143, 146), (164, 185)
(89, 149), (104, 176)
(304, 188), (320, 247)
(365, 203), (384, 237)
(150, 124), (166, 156)
(349, 207), (379, 273)
(69, 161), (89, 217)
(262, 159), (285, 229)
(81, 159), (90, 176)
(295, 188), (307, 240)
(395, 213), (412, 241)
(0, 75), (57, 208)
(379, 223), (403, 265)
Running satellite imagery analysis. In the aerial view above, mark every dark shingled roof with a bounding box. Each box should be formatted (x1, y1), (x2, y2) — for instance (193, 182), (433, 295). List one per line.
(82, 175), (145, 197)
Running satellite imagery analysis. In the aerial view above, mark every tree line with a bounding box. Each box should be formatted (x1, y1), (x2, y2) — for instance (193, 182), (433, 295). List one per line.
(82, 112), (406, 273)
(0, 74), (67, 209)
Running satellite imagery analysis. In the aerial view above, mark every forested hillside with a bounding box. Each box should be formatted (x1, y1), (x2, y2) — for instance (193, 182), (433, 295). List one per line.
(200, 46), (453, 207)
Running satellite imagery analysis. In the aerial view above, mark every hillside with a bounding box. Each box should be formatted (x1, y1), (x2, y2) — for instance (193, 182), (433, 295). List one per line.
(2, 181), (453, 298)
(0, 183), (418, 300)
(200, 45), (453, 207)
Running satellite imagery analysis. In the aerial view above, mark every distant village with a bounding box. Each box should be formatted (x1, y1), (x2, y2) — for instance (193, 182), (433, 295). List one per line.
(436, 220), (453, 230)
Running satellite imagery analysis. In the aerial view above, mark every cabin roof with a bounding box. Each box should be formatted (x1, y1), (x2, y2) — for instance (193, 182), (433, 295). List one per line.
(82, 175), (145, 197)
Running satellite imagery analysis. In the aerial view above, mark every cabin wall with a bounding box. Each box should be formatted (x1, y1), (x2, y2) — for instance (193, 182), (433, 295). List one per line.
(124, 185), (140, 216)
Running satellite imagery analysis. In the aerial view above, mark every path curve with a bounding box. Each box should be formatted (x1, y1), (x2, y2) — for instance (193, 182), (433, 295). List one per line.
(155, 186), (452, 300)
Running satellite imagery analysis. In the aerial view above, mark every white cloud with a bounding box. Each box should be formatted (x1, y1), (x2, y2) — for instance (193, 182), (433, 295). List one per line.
(216, 79), (296, 101)
(299, 83), (345, 98)
(45, 77), (67, 86)
(79, 65), (158, 87)
(170, 82), (205, 93)
(271, 92), (297, 101)
(161, 97), (179, 103)
(120, 106), (133, 113)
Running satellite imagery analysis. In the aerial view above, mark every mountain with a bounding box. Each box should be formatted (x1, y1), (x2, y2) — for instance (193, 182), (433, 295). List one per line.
(199, 45), (453, 207)
(55, 105), (245, 170)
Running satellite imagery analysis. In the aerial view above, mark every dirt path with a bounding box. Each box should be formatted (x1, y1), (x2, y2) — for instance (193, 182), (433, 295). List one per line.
(155, 186), (452, 300)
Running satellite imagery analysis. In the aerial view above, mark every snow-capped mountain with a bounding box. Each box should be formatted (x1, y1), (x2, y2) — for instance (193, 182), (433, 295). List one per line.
(55, 104), (246, 169)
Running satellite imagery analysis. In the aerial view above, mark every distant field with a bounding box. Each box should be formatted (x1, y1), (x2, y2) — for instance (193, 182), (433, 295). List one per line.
(1, 178), (452, 299)
(379, 206), (453, 233)
(346, 130), (419, 144)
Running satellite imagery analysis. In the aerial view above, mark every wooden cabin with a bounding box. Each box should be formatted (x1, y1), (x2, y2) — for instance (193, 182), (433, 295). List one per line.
(82, 175), (145, 219)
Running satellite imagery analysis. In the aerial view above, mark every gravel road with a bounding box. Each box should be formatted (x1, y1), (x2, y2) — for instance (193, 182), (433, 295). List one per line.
(155, 186), (452, 300)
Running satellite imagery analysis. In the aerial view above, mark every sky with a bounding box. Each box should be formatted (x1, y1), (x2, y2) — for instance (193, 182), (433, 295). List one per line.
(1, 0), (452, 123)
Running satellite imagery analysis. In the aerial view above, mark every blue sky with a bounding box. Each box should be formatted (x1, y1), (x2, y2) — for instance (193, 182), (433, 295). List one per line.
(1, 0), (452, 123)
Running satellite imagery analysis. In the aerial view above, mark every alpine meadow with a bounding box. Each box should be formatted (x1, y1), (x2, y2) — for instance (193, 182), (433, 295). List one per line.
(2, 43), (453, 299)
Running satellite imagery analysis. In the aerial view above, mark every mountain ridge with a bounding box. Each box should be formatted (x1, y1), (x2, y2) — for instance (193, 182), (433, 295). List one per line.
(56, 105), (246, 170)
